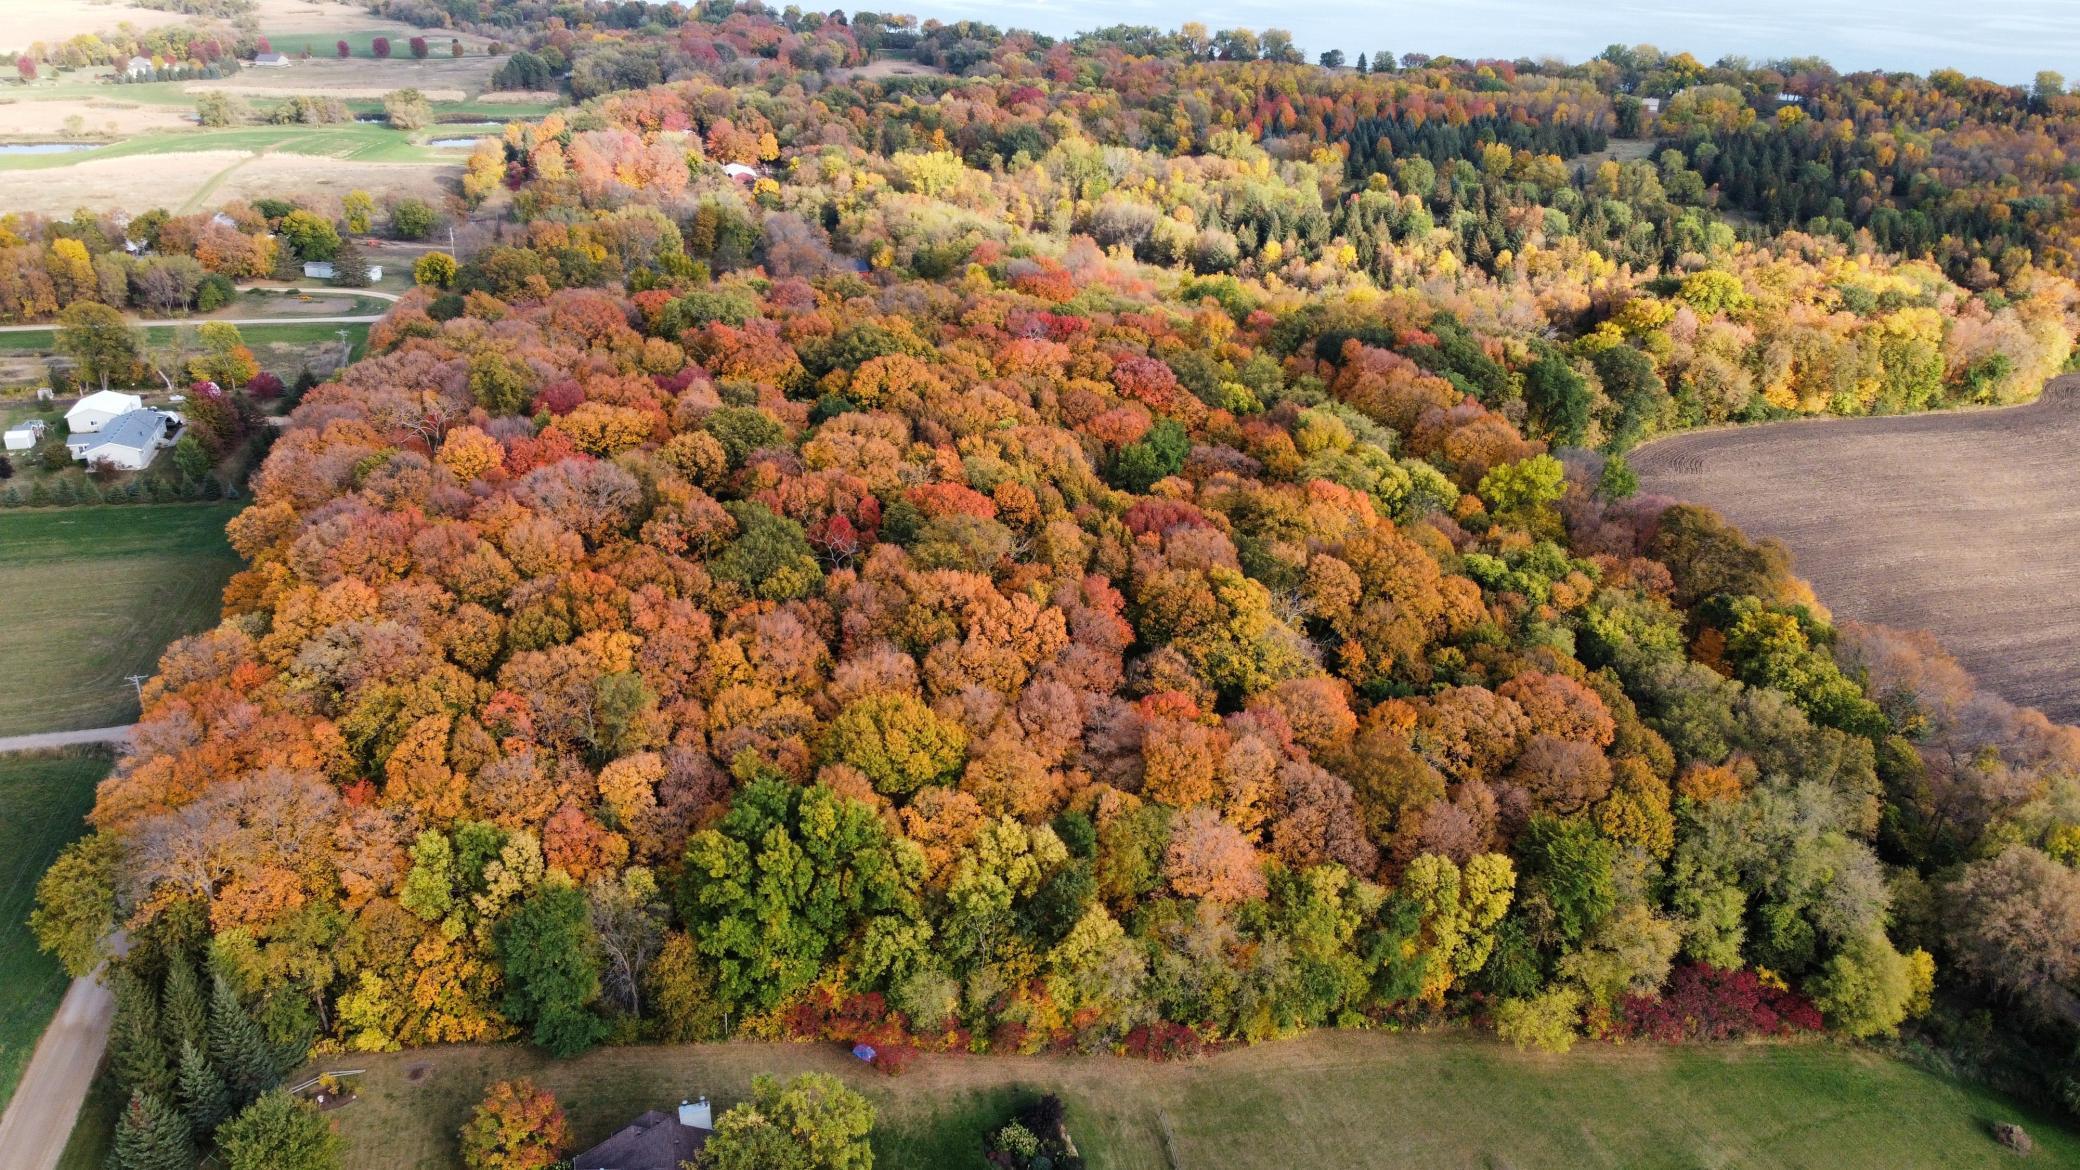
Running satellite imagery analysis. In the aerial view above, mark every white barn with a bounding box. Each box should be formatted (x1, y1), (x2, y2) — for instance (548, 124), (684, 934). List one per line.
(5, 419), (47, 451)
(65, 410), (171, 471)
(66, 390), (145, 434)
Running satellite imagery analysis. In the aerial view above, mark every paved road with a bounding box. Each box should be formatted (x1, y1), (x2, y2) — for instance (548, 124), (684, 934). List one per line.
(0, 725), (133, 753)
(0, 967), (115, 1170)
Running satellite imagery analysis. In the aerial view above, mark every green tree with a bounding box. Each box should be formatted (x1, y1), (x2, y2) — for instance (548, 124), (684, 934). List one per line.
(413, 251), (459, 289)
(822, 693), (968, 796)
(1595, 453), (1638, 501)
(1517, 816), (1615, 946)
(494, 881), (608, 1057)
(702, 1073), (876, 1170)
(390, 198), (440, 240)
(30, 831), (118, 977)
(216, 1090), (343, 1170)
(55, 301), (141, 392)
(340, 190), (376, 234)
(175, 1039), (234, 1137)
(162, 955), (208, 1053)
(110, 967), (173, 1099)
(711, 501), (822, 601)
(277, 210), (342, 261)
(1523, 351), (1591, 445)
(383, 87), (432, 130)
(331, 239), (371, 287)
(677, 778), (921, 1014)
(208, 972), (284, 1107)
(110, 1088), (195, 1170)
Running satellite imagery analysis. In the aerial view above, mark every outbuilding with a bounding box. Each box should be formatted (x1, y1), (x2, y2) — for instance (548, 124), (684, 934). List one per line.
(572, 1100), (713, 1170)
(4, 419), (47, 451)
(65, 390), (144, 434)
(254, 52), (292, 67)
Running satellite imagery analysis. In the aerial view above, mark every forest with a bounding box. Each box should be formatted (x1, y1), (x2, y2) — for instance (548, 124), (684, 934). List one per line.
(25, 5), (2080, 1164)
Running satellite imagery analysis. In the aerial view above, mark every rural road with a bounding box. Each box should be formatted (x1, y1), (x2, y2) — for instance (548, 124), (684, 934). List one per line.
(0, 725), (134, 752)
(0, 970), (115, 1170)
(0, 284), (401, 333)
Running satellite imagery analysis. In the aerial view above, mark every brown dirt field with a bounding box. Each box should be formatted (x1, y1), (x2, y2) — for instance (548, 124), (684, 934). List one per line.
(0, 151), (454, 216)
(0, 98), (191, 137)
(832, 58), (951, 82)
(1, 0), (186, 44)
(183, 56), (497, 101)
(1630, 375), (2080, 721)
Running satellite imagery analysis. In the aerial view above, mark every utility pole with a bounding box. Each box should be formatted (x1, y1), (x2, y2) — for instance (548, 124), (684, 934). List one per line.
(337, 327), (352, 367)
(124, 674), (149, 705)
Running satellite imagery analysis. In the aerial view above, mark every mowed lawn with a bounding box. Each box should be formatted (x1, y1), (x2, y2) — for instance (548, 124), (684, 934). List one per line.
(323, 1031), (2080, 1170)
(0, 749), (111, 1111)
(0, 504), (242, 736)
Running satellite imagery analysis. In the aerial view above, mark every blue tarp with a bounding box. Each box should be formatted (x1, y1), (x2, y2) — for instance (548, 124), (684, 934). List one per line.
(851, 1043), (877, 1063)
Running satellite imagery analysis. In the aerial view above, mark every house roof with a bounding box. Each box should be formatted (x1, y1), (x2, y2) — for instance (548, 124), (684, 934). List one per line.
(256, 52), (287, 63)
(68, 410), (165, 453)
(67, 390), (143, 420)
(5, 420), (46, 435)
(571, 1110), (711, 1170)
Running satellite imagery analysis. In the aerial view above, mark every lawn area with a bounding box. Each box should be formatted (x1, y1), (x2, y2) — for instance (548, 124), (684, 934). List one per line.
(0, 749), (112, 1113)
(321, 1031), (2080, 1170)
(0, 124), (447, 171)
(0, 321), (370, 355)
(0, 504), (242, 736)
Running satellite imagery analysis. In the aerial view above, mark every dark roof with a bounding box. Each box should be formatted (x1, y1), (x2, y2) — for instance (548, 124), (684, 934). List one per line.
(572, 1110), (710, 1170)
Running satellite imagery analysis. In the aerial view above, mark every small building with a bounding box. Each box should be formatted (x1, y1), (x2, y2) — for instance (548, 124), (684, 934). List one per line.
(573, 1100), (713, 1170)
(65, 390), (145, 434)
(125, 55), (155, 78)
(302, 261), (334, 280)
(1641, 97), (1663, 114)
(721, 162), (759, 184)
(254, 51), (292, 67)
(4, 419), (47, 451)
(65, 409), (170, 471)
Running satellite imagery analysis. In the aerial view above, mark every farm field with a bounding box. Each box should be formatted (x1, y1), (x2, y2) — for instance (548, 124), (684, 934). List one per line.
(0, 750), (112, 1113)
(0, 504), (242, 736)
(315, 1031), (2080, 1170)
(0, 146), (458, 217)
(1631, 375), (2080, 721)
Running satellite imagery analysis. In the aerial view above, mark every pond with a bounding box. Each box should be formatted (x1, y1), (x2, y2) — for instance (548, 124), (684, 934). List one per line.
(0, 143), (98, 155)
(426, 137), (487, 148)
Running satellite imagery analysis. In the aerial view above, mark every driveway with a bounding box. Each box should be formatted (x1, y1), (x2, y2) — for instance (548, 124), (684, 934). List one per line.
(0, 726), (133, 753)
(0, 969), (115, 1170)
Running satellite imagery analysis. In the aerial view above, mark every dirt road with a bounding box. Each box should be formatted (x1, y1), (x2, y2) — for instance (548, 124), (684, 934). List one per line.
(1631, 376), (2080, 721)
(0, 725), (133, 752)
(0, 970), (114, 1170)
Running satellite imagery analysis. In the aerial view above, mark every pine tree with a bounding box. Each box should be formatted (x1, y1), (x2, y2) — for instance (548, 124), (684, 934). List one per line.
(207, 974), (278, 1108)
(110, 968), (174, 1100)
(162, 956), (207, 1055)
(331, 239), (371, 287)
(176, 1039), (234, 1137)
(110, 1088), (194, 1170)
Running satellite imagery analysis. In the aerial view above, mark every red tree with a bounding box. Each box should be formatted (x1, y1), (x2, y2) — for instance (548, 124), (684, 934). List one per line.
(372, 36), (391, 59)
(410, 36), (430, 59)
(15, 55), (36, 81)
(336, 39), (350, 58)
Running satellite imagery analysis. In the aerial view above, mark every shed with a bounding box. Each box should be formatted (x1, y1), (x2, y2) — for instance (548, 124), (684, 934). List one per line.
(572, 1101), (713, 1170)
(254, 52), (292, 67)
(722, 162), (760, 184)
(66, 390), (144, 434)
(4, 419), (47, 451)
(302, 261), (335, 280)
(65, 409), (170, 471)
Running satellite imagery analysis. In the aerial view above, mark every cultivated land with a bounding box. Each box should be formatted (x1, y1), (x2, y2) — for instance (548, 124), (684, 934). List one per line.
(1631, 375), (2080, 721)
(313, 1032), (2080, 1170)
(0, 750), (111, 1112)
(0, 504), (241, 736)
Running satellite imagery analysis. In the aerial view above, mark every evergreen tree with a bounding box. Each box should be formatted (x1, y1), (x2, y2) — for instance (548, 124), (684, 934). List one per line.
(162, 955), (208, 1055)
(110, 967), (174, 1100)
(331, 239), (371, 287)
(208, 974), (279, 1107)
(110, 1088), (194, 1170)
(176, 1039), (234, 1137)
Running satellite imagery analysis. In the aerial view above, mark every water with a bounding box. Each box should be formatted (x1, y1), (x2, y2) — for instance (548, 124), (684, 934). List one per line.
(0, 143), (96, 155)
(920, 0), (2080, 83)
(426, 137), (487, 148)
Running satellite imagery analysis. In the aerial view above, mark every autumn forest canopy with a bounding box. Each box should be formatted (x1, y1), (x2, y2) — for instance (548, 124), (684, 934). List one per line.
(28, 2), (2080, 1150)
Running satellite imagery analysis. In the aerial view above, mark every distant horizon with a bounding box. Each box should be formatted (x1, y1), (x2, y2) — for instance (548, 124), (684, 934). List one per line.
(900, 0), (2079, 84)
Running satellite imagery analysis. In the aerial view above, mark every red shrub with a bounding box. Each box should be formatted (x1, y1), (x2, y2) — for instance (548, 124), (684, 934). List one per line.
(1615, 964), (1824, 1042)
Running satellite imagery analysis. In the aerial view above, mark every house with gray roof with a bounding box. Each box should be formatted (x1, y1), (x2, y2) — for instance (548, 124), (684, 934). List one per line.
(66, 409), (171, 471)
(572, 1099), (713, 1170)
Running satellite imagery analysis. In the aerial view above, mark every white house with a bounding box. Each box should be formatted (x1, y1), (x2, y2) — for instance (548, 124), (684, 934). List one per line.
(4, 419), (47, 451)
(65, 410), (171, 471)
(254, 51), (292, 67)
(125, 55), (155, 78)
(66, 390), (144, 434)
(721, 162), (759, 184)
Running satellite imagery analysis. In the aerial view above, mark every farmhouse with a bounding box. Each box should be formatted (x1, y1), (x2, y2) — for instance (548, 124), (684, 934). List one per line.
(5, 419), (47, 451)
(125, 55), (155, 78)
(254, 52), (293, 67)
(572, 1099), (713, 1170)
(64, 410), (171, 471)
(66, 390), (144, 433)
(721, 162), (759, 184)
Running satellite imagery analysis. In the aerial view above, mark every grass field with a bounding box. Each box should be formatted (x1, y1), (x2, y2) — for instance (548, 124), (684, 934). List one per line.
(318, 1032), (2080, 1170)
(0, 504), (242, 736)
(0, 749), (112, 1113)
(1632, 374), (2080, 721)
(0, 124), (447, 172)
(0, 321), (370, 354)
